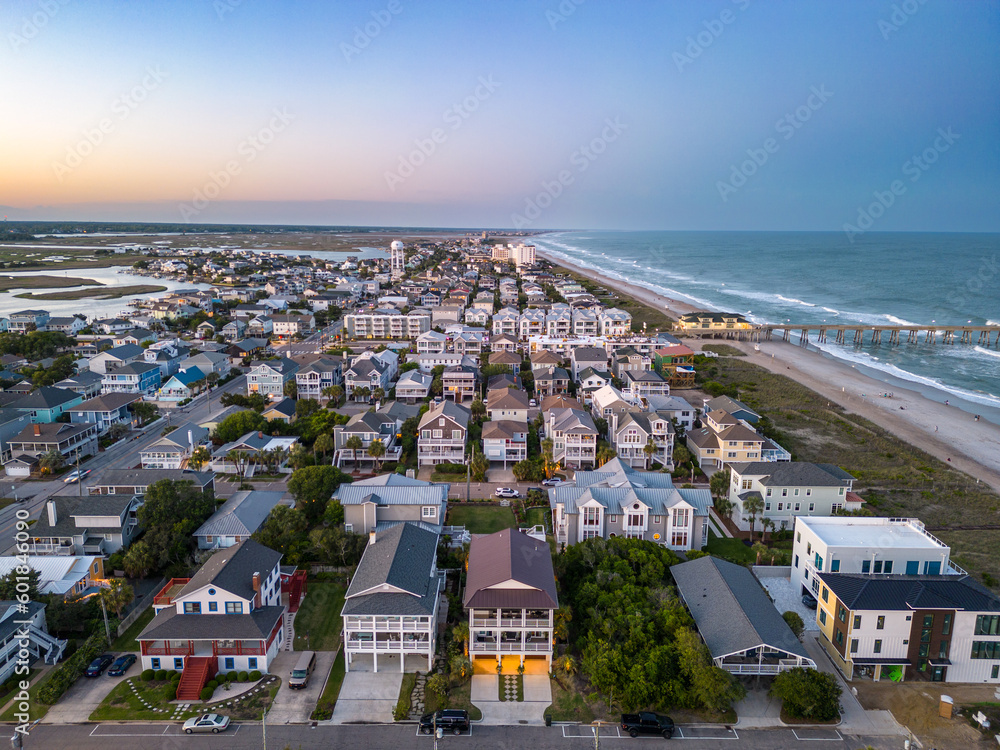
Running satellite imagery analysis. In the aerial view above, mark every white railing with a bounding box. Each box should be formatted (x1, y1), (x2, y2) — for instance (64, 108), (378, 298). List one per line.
(344, 619), (432, 632)
(470, 642), (551, 653)
(720, 663), (782, 674)
(346, 640), (430, 651)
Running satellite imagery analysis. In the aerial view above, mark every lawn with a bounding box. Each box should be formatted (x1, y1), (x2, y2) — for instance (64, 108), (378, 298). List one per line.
(0, 672), (53, 721)
(112, 605), (155, 652)
(293, 582), (346, 652)
(446, 506), (517, 534)
(524, 506), (548, 531)
(498, 674), (523, 702)
(424, 676), (482, 721)
(311, 649), (346, 721)
(91, 677), (194, 722)
(546, 677), (596, 723)
(705, 531), (755, 563)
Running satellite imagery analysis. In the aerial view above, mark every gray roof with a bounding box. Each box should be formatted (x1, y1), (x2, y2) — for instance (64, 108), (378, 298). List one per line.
(672, 556), (812, 661)
(0, 601), (46, 642)
(816, 573), (1000, 613)
(101, 344), (144, 360)
(194, 491), (287, 539)
(728, 462), (853, 487)
(418, 400), (471, 430)
(464, 529), (558, 610)
(33, 494), (138, 537)
(341, 523), (439, 616)
(704, 395), (760, 421)
(12, 386), (80, 409)
(177, 539), (282, 602)
(95, 468), (214, 489)
(335, 473), (449, 507)
(138, 604), (283, 641)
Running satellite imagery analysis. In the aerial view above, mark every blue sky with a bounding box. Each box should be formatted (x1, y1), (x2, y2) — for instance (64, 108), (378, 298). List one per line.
(1, 0), (997, 230)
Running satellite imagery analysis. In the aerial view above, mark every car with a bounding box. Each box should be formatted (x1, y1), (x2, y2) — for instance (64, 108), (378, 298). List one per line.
(84, 654), (114, 677)
(541, 478), (564, 487)
(183, 714), (231, 734)
(63, 468), (91, 484)
(529, 399), (537, 407)
(107, 654), (136, 676)
(494, 487), (519, 498)
(418, 709), (470, 736)
(801, 593), (818, 609)
(620, 711), (675, 739)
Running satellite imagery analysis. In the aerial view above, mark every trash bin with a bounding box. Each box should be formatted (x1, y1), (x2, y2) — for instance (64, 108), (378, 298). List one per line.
(545, 713), (552, 727)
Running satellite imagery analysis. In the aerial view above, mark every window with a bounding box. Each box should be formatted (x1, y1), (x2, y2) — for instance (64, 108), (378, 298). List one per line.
(452, 430), (462, 440)
(782, 489), (788, 497)
(808, 503), (815, 512)
(653, 515), (661, 523)
(819, 610), (827, 625)
(971, 641), (1000, 659)
(670, 530), (689, 547)
(766, 488), (772, 497)
(806, 542), (811, 555)
(918, 643), (929, 658)
(831, 559), (840, 572)
(877, 616), (885, 630)
(794, 502), (801, 511)
(873, 639), (882, 654)
(835, 630), (844, 646)
(921, 628), (932, 644)
(884, 561), (893, 573)
(839, 487), (845, 495)
(797, 532), (801, 542)
(609, 515), (617, 522)
(174, 658), (184, 670)
(432, 429), (442, 438)
(993, 665), (999, 679)
(741, 479), (752, 490)
(862, 560), (871, 574)
(806, 488), (812, 496)
(923, 614), (934, 628)
(777, 503), (783, 511)
(765, 502), (771, 511)
(815, 554), (823, 570)
(627, 513), (643, 528)
(853, 615), (862, 629)
(151, 658), (161, 670)
(874, 560), (883, 574)
(794, 555), (799, 568)
(821, 587), (829, 603)
(794, 488), (800, 496)
(850, 639), (858, 654)
(975, 615), (1000, 635)
(938, 641), (949, 659)
(209, 601), (218, 612)
(838, 606), (847, 623)
(421, 429), (430, 439)
(183, 602), (201, 614)
(226, 602), (243, 614)
(225, 657), (235, 670)
(422, 506), (436, 518)
(942, 614), (952, 636)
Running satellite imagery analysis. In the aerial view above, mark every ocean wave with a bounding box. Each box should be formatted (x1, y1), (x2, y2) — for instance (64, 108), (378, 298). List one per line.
(988, 320), (1000, 326)
(974, 346), (1000, 360)
(776, 295), (817, 307)
(883, 314), (919, 326)
(811, 341), (1000, 408)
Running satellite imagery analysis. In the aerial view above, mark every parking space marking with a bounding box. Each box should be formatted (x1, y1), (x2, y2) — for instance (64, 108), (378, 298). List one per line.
(674, 726), (739, 740)
(791, 728), (843, 741)
(89, 723), (243, 737)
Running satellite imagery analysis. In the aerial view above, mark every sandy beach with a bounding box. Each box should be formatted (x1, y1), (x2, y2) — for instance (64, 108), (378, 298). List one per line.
(539, 249), (1000, 493)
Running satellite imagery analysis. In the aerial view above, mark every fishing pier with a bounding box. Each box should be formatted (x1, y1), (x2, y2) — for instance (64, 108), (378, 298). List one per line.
(759, 324), (1000, 347)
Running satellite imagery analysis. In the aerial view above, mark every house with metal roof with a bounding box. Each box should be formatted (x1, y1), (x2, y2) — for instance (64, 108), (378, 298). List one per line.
(333, 473), (448, 535)
(140, 539), (285, 692)
(194, 491), (289, 550)
(673, 556), (815, 675)
(140, 422), (210, 469)
(464, 529), (558, 671)
(549, 458), (711, 551)
(0, 555), (103, 599)
(341, 523), (441, 672)
(0, 600), (66, 683)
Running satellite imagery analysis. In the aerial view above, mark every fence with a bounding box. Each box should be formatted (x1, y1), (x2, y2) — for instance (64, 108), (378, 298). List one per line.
(117, 576), (166, 637)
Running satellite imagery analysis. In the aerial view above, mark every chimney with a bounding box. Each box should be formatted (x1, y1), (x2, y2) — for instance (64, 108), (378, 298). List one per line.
(252, 572), (261, 607)
(188, 430), (194, 451)
(258, 431), (263, 439)
(46, 500), (57, 526)
(33, 424), (41, 437)
(369, 531), (377, 546)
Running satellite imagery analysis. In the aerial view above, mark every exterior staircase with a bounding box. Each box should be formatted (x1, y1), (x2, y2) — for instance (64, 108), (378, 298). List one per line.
(176, 656), (214, 701)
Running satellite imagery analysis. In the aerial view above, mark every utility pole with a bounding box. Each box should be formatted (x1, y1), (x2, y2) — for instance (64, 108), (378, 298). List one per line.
(99, 595), (112, 648)
(75, 448), (82, 498)
(262, 703), (268, 750)
(466, 447), (471, 501)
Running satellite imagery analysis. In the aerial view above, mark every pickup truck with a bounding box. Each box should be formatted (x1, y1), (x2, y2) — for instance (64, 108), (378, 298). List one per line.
(620, 711), (675, 739)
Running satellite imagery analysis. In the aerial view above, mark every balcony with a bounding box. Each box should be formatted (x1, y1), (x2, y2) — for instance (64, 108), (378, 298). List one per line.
(470, 641), (552, 653)
(153, 578), (191, 607)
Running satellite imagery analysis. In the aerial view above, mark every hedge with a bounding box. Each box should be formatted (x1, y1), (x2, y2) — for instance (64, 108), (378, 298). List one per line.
(36, 632), (106, 704)
(199, 686), (214, 701)
(249, 670), (261, 681)
(237, 671), (248, 682)
(171, 670), (182, 681)
(141, 669), (155, 681)
(206, 680), (219, 691)
(165, 683), (177, 701)
(155, 669), (167, 681)
(226, 670), (238, 682)
(432, 462), (467, 475)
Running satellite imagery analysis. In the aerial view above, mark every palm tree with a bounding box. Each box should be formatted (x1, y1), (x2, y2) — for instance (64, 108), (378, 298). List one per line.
(354, 386), (371, 404)
(642, 437), (657, 468)
(595, 445), (617, 467)
(288, 443), (310, 470)
(743, 495), (765, 543)
(344, 435), (364, 469)
(452, 622), (469, 656)
(226, 449), (252, 480)
(322, 385), (341, 406)
(100, 579), (134, 618)
(367, 438), (386, 473)
(270, 445), (290, 472)
(188, 446), (211, 471)
(314, 433), (334, 463)
(470, 397), (486, 422)
(206, 372), (220, 390)
(371, 386), (385, 405)
(541, 438), (557, 479)
(39, 449), (64, 475)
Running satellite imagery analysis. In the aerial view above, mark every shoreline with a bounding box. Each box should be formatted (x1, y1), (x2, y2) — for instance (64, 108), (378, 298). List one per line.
(537, 248), (1000, 492)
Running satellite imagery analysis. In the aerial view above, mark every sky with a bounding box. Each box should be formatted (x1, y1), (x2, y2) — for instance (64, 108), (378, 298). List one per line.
(1, 0), (998, 231)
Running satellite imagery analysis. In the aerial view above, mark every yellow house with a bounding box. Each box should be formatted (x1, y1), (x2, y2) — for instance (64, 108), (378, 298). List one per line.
(678, 312), (753, 333)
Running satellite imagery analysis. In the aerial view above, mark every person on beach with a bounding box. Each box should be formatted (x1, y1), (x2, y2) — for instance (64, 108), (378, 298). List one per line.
(935, 425), (938, 432)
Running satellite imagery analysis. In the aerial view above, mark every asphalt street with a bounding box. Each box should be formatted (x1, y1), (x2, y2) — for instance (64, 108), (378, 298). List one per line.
(15, 722), (901, 750)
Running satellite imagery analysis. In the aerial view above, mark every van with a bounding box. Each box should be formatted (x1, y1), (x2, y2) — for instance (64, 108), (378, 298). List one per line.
(288, 651), (316, 689)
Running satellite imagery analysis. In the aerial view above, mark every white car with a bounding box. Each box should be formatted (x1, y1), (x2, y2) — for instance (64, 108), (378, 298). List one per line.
(494, 487), (520, 498)
(183, 713), (231, 734)
(63, 469), (91, 484)
(541, 478), (564, 487)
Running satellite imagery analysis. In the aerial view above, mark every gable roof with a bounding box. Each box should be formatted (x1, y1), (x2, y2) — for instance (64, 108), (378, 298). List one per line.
(418, 400), (471, 430)
(673, 556), (812, 661)
(177, 539), (282, 602)
(342, 523), (439, 616)
(464, 529), (558, 609)
(193, 491), (288, 539)
(728, 462), (853, 486)
(13, 386), (80, 410)
(335, 473), (449, 507)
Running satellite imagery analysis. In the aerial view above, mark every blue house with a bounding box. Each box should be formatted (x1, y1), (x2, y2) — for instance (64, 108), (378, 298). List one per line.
(12, 387), (84, 424)
(101, 362), (162, 395)
(158, 367), (206, 402)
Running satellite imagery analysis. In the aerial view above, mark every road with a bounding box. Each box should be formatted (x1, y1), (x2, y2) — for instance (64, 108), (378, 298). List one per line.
(275, 322), (342, 357)
(16, 722), (900, 750)
(0, 374), (248, 554)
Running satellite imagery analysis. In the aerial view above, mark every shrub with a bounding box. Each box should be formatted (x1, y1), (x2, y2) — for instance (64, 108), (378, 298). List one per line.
(164, 683), (177, 701)
(227, 670), (238, 682)
(249, 670), (261, 681)
(141, 669), (155, 681)
(206, 680), (219, 691)
(215, 672), (225, 683)
(155, 669), (167, 681)
(426, 673), (448, 698)
(782, 611), (805, 639)
(770, 668), (842, 721)
(171, 670), (182, 681)
(199, 686), (214, 701)
(36, 631), (105, 705)
(237, 671), (249, 682)
(432, 462), (467, 475)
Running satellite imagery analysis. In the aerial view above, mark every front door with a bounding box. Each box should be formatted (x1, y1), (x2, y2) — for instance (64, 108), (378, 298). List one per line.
(931, 666), (945, 682)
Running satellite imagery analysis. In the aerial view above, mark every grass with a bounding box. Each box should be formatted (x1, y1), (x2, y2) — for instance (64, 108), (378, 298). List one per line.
(91, 677), (193, 722)
(498, 674), (523, 702)
(424, 677), (483, 721)
(311, 649), (346, 721)
(394, 672), (417, 720)
(0, 498), (16, 512)
(0, 669), (38, 708)
(706, 531), (755, 563)
(524, 506), (548, 530)
(112, 605), (155, 652)
(0, 274), (100, 291)
(699, 355), (1000, 586)
(546, 677), (596, 722)
(701, 344), (746, 357)
(0, 671), (53, 721)
(293, 582), (346, 652)
(446, 505), (517, 533)
(15, 284), (166, 300)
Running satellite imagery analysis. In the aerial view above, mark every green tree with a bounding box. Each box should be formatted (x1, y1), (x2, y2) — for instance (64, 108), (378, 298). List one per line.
(709, 468), (731, 500)
(122, 540), (155, 579)
(676, 626), (746, 714)
(366, 438), (386, 473)
(541, 438), (557, 479)
(370, 386), (385, 404)
(313, 433), (334, 462)
(226, 449), (253, 480)
(39, 449), (65, 475)
(354, 386), (371, 403)
(452, 622), (469, 656)
(743, 495), (765, 542)
(344, 435), (364, 468)
(253, 505), (310, 562)
(470, 398), (486, 421)
(323, 499), (345, 527)
(595, 444), (617, 467)
(100, 578), (134, 619)
(470, 449), (488, 482)
(131, 401), (159, 425)
(188, 446), (211, 471)
(296, 398), (320, 420)
(642, 437), (657, 467)
(215, 410), (267, 443)
(287, 465), (350, 523)
(672, 442), (691, 469)
(770, 668), (842, 721)
(137, 480), (215, 573)
(0, 568), (40, 600)
(288, 443), (311, 470)
(283, 379), (298, 399)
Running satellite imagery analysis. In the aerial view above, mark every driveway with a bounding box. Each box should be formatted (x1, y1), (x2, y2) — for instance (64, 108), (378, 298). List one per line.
(267, 651), (337, 725)
(41, 658), (136, 723)
(756, 572), (819, 631)
(471, 673), (551, 726)
(328, 671), (402, 724)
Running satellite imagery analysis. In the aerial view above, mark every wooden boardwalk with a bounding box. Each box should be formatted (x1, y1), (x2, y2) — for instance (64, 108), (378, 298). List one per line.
(681, 324), (1000, 347)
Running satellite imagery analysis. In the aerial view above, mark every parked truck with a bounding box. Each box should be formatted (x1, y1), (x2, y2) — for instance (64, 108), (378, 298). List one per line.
(620, 711), (675, 739)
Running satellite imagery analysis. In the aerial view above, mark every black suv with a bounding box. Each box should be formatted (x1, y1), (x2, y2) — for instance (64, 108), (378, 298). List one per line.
(419, 709), (470, 735)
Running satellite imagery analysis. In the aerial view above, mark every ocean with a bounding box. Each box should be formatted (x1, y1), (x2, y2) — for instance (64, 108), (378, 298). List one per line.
(531, 231), (1000, 415)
